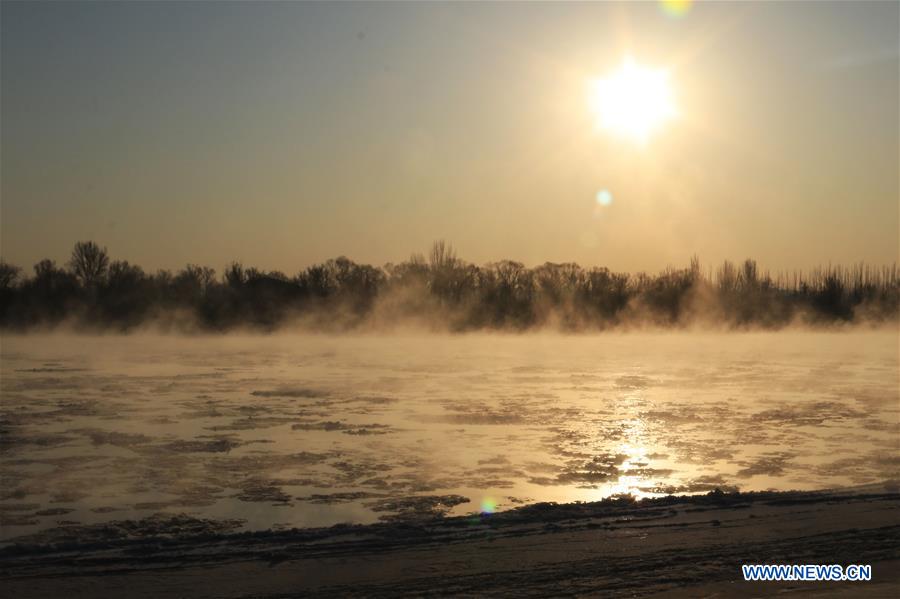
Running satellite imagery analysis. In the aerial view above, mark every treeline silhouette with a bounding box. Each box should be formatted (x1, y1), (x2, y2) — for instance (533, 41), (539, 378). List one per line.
(0, 241), (897, 332)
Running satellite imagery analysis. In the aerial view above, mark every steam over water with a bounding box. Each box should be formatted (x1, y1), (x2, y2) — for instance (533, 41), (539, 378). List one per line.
(1, 331), (897, 540)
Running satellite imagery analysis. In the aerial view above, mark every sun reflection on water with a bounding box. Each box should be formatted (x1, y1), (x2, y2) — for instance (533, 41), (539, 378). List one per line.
(606, 448), (655, 499)
(595, 406), (661, 500)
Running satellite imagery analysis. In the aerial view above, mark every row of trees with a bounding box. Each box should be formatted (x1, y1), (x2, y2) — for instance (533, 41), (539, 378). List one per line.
(0, 241), (897, 332)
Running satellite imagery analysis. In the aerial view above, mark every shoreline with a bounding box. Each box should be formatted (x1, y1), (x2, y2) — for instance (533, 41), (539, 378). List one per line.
(2, 322), (899, 337)
(3, 484), (899, 597)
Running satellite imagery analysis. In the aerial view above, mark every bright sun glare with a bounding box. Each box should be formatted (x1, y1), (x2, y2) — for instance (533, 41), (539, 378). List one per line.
(589, 57), (677, 144)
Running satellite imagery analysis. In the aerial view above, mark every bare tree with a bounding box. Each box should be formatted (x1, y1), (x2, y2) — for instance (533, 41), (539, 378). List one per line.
(176, 264), (216, 295)
(34, 259), (58, 280)
(741, 259), (758, 288)
(224, 262), (246, 288)
(0, 260), (21, 291)
(429, 240), (457, 271)
(69, 241), (109, 288)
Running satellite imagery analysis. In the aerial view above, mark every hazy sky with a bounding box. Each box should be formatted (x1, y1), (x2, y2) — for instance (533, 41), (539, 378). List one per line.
(2, 1), (898, 275)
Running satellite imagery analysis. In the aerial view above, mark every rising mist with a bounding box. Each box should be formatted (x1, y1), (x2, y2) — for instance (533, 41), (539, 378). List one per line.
(1, 240), (897, 333)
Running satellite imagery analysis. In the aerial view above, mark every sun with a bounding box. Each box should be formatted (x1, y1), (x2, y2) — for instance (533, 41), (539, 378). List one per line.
(589, 57), (677, 144)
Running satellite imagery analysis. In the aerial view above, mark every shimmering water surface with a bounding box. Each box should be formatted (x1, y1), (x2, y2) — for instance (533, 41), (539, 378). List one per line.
(1, 332), (897, 540)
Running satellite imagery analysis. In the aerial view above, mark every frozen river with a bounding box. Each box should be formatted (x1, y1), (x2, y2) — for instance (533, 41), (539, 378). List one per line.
(1, 331), (898, 541)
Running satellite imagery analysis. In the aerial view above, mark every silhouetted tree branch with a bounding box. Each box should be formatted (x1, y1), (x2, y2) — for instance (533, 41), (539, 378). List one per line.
(69, 241), (109, 288)
(0, 241), (896, 332)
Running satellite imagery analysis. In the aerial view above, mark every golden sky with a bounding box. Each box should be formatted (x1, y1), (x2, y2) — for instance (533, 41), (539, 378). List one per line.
(1, 1), (897, 274)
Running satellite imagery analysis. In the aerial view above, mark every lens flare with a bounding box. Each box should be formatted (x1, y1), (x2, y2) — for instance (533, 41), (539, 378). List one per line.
(480, 497), (497, 514)
(660, 0), (693, 18)
(596, 189), (613, 206)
